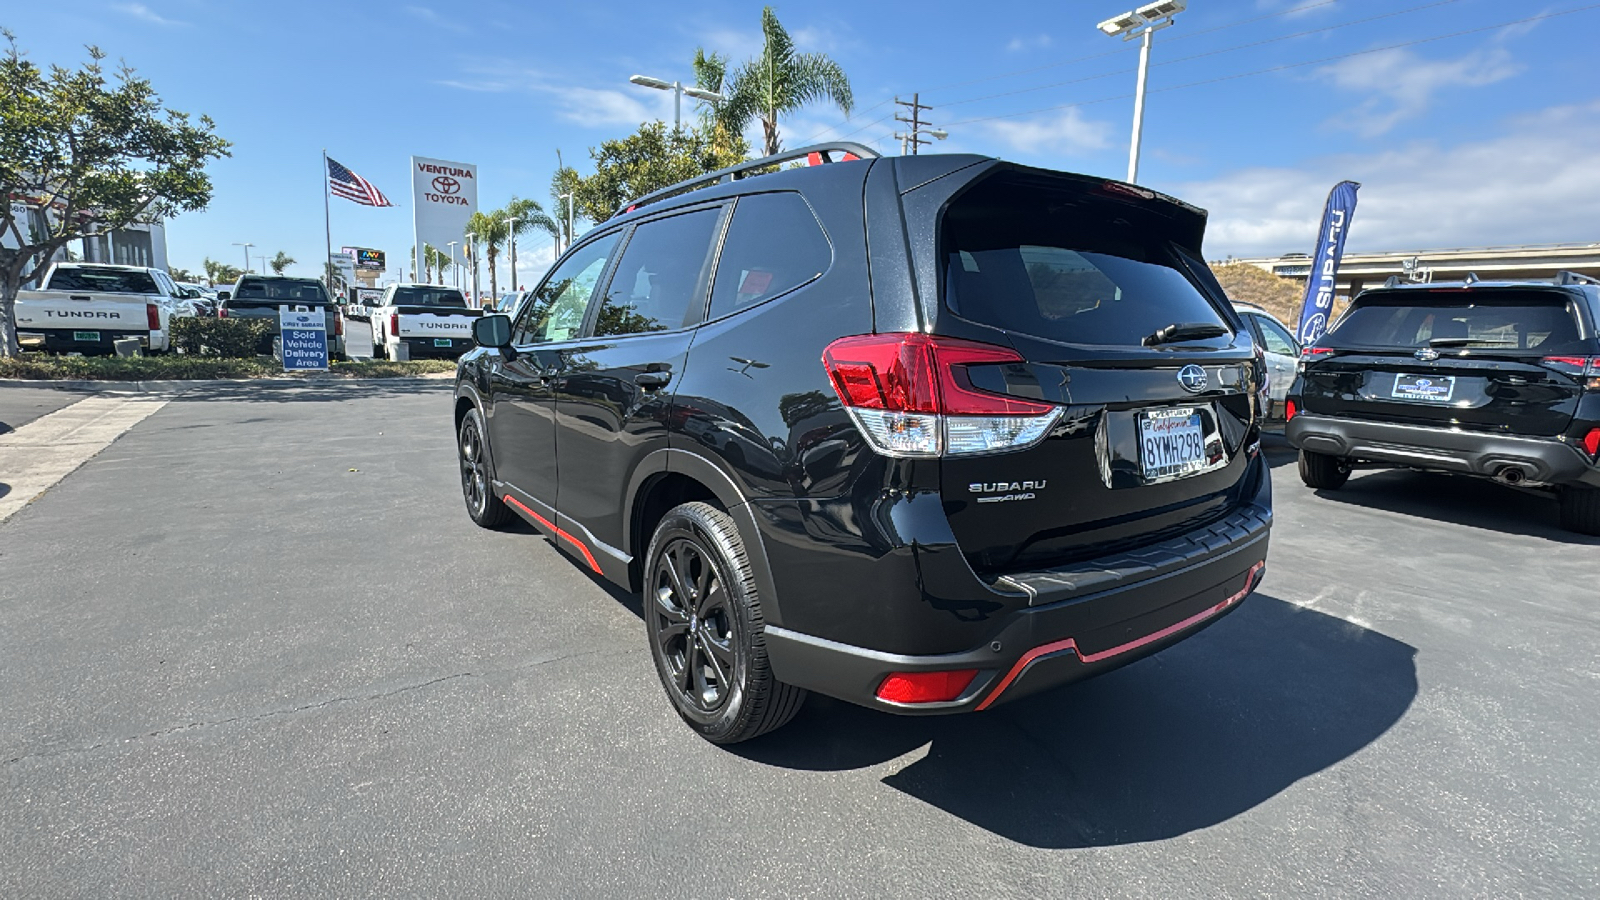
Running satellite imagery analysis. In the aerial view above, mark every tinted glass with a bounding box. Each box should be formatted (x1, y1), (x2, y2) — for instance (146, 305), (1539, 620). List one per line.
(708, 193), (831, 321)
(513, 232), (620, 345)
(48, 268), (159, 294)
(391, 286), (467, 307)
(232, 277), (330, 303)
(1327, 291), (1585, 354)
(594, 208), (722, 336)
(941, 179), (1229, 347)
(1251, 314), (1298, 355)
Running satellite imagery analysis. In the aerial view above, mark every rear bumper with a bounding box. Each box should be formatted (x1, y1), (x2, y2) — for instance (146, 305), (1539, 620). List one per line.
(38, 328), (149, 355)
(1286, 412), (1600, 487)
(398, 335), (473, 357)
(762, 502), (1271, 714)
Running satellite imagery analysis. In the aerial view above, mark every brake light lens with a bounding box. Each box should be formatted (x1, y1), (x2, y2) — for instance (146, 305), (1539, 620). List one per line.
(1582, 428), (1600, 458)
(1285, 399), (1297, 421)
(1542, 356), (1600, 390)
(333, 311), (343, 337)
(1301, 347), (1335, 360)
(823, 333), (1061, 458)
(390, 313), (400, 338)
(876, 669), (979, 704)
(218, 306), (228, 318)
(146, 303), (160, 330)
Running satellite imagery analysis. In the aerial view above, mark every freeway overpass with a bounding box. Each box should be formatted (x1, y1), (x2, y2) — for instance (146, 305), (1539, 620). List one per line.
(1231, 243), (1600, 297)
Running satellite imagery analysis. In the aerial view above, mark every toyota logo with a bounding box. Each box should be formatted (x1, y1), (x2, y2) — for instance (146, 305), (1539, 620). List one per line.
(1177, 364), (1208, 393)
(432, 176), (461, 195)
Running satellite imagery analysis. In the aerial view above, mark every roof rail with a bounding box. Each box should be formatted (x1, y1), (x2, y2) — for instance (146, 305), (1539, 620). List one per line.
(616, 141), (881, 218)
(1463, 272), (1481, 285)
(1383, 275), (1403, 288)
(1555, 269), (1600, 286)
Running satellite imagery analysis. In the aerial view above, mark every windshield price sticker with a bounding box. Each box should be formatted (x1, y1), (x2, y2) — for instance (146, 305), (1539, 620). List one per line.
(279, 306), (328, 372)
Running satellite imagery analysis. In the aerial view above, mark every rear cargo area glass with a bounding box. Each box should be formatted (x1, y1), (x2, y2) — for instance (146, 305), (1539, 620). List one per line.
(1328, 291), (1586, 354)
(940, 177), (1229, 347)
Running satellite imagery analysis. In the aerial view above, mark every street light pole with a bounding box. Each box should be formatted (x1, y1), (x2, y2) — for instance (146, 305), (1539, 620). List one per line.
(232, 241), (253, 273)
(447, 241), (459, 289)
(628, 74), (724, 133)
(1096, 0), (1186, 184)
(504, 216), (519, 292)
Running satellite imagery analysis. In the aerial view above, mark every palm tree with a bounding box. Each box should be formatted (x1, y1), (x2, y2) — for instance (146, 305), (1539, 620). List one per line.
(269, 251), (295, 275)
(465, 211), (508, 298)
(716, 7), (853, 156)
(502, 195), (559, 285)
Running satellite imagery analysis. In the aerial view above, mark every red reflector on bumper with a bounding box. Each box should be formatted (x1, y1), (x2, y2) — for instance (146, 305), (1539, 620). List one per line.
(876, 669), (978, 704)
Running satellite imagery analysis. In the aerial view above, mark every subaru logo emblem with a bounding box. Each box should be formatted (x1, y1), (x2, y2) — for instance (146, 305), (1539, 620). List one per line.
(1415, 347), (1439, 361)
(1177, 365), (1208, 393)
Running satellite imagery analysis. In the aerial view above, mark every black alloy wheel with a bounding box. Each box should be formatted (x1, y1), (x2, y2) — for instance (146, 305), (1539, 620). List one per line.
(644, 502), (805, 744)
(459, 408), (513, 528)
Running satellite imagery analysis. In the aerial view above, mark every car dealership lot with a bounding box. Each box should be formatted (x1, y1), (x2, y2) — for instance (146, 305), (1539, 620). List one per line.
(1, 381), (1595, 898)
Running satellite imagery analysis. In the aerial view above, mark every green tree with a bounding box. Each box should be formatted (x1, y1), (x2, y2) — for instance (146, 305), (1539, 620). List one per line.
(716, 7), (853, 156)
(571, 121), (750, 224)
(202, 257), (242, 285)
(409, 244), (454, 284)
(550, 150), (582, 253)
(0, 31), (230, 356)
(464, 211), (507, 298)
(269, 250), (295, 275)
(168, 265), (197, 283)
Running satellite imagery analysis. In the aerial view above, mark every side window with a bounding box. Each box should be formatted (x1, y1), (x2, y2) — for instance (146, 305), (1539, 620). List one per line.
(1252, 314), (1299, 356)
(513, 232), (621, 345)
(708, 192), (831, 321)
(593, 208), (723, 337)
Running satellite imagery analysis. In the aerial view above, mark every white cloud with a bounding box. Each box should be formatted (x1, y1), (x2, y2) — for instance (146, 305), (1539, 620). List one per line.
(981, 108), (1112, 156)
(1006, 34), (1053, 53)
(111, 3), (187, 27)
(404, 5), (468, 34)
(1177, 100), (1600, 258)
(435, 61), (674, 128)
(1315, 45), (1522, 137)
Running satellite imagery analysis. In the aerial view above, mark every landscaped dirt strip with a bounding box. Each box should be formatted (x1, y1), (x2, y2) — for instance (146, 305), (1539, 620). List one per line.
(0, 394), (169, 524)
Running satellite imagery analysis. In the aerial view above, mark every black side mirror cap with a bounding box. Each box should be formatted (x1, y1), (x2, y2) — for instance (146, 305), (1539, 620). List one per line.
(474, 314), (512, 348)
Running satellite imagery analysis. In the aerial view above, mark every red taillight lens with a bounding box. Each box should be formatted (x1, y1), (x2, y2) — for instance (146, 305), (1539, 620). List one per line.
(875, 669), (979, 704)
(1285, 399), (1298, 421)
(822, 334), (1060, 457)
(333, 312), (343, 337)
(1301, 347), (1334, 361)
(1583, 428), (1600, 458)
(1543, 356), (1600, 390)
(146, 303), (160, 330)
(218, 306), (228, 318)
(390, 313), (400, 337)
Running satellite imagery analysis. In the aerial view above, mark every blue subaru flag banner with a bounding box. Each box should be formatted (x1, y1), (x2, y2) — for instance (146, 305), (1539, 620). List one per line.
(1296, 180), (1361, 346)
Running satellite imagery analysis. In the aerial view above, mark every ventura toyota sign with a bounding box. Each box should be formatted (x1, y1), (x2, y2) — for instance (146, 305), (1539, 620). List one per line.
(410, 156), (477, 283)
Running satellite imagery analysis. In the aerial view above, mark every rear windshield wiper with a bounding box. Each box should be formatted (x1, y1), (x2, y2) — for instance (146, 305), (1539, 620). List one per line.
(1143, 322), (1229, 347)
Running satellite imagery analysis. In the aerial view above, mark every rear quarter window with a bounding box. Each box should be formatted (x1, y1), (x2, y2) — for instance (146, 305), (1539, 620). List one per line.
(707, 192), (831, 321)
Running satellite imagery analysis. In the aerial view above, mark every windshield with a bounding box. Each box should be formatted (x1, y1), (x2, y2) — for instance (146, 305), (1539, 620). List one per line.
(941, 177), (1229, 347)
(232, 278), (330, 303)
(392, 287), (467, 307)
(1326, 290), (1587, 355)
(48, 268), (159, 294)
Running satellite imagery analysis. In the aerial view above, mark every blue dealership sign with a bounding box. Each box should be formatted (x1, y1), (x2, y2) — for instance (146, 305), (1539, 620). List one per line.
(278, 305), (328, 371)
(1296, 180), (1361, 346)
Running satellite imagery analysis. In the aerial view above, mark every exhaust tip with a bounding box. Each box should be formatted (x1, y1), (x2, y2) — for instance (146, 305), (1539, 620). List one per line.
(1495, 466), (1527, 486)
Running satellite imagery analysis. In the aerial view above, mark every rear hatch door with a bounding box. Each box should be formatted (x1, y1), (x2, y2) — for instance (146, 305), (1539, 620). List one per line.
(1300, 287), (1595, 436)
(910, 166), (1261, 574)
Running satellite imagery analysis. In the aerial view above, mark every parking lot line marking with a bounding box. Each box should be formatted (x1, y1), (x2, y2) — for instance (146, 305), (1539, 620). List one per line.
(0, 393), (170, 524)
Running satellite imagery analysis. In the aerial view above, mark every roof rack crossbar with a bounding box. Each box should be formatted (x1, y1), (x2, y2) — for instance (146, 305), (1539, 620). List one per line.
(1555, 269), (1600, 286)
(1383, 275), (1403, 288)
(616, 141), (881, 218)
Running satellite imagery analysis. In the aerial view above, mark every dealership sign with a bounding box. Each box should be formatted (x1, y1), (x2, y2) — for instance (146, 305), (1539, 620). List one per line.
(410, 156), (477, 282)
(341, 246), (386, 271)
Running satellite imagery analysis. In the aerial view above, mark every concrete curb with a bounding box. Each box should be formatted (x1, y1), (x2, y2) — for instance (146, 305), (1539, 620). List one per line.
(0, 375), (455, 393)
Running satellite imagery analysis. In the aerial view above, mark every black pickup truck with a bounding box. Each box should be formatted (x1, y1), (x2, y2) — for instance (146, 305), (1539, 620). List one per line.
(218, 275), (347, 359)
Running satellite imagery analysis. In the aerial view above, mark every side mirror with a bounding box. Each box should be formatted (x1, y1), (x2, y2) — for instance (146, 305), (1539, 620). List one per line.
(474, 314), (512, 348)
(216, 291), (231, 301)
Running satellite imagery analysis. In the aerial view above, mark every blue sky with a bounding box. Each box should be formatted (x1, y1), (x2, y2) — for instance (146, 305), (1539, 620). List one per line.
(7, 0), (1597, 286)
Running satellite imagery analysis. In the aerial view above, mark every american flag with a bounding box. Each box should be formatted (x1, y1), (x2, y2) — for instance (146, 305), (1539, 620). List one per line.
(327, 157), (393, 207)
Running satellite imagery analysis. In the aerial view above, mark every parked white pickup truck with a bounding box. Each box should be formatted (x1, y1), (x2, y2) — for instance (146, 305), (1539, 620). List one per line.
(345, 286), (384, 322)
(15, 263), (194, 354)
(369, 284), (481, 359)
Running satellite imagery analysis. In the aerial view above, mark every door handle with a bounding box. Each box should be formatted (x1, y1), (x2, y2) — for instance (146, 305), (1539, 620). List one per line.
(635, 371), (672, 390)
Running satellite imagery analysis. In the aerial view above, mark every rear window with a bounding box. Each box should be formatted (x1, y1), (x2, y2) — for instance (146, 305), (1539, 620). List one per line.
(941, 178), (1229, 347)
(233, 278), (330, 303)
(1327, 291), (1588, 354)
(48, 268), (159, 294)
(391, 286), (467, 307)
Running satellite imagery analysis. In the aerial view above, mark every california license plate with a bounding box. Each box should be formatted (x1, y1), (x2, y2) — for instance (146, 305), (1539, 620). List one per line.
(1392, 373), (1455, 403)
(434, 338), (453, 348)
(73, 331), (100, 342)
(1139, 407), (1207, 481)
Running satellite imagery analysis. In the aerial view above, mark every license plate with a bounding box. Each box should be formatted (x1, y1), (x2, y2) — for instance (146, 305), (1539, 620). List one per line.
(1392, 373), (1455, 403)
(1139, 408), (1207, 481)
(73, 331), (100, 342)
(434, 338), (453, 348)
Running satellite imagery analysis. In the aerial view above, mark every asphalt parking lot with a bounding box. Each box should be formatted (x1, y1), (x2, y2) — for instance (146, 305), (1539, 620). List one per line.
(1, 380), (1596, 897)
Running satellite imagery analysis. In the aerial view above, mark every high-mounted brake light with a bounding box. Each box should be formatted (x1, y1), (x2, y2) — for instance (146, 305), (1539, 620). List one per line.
(823, 333), (1061, 458)
(876, 669), (978, 704)
(146, 303), (160, 331)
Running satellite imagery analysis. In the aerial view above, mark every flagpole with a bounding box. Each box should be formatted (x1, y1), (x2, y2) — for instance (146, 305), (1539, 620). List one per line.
(322, 149), (334, 293)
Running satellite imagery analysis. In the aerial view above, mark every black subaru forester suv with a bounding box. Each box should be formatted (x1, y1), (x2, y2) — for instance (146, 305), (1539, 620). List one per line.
(454, 144), (1273, 743)
(1287, 275), (1600, 534)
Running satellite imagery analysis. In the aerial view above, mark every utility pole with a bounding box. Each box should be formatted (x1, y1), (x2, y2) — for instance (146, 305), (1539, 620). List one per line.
(894, 94), (949, 156)
(504, 216), (519, 292)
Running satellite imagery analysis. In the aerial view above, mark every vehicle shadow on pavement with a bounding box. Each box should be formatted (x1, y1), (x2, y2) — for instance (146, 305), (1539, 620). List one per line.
(1315, 470), (1600, 545)
(179, 380), (452, 404)
(733, 594), (1418, 849)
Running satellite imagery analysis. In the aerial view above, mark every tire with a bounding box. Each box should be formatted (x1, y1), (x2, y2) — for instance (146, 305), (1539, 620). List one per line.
(1558, 485), (1600, 536)
(372, 337), (387, 360)
(458, 407), (514, 528)
(644, 502), (806, 744)
(1298, 449), (1351, 490)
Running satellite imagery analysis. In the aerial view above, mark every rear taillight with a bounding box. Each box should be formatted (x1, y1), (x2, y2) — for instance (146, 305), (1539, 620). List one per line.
(218, 306), (228, 318)
(1285, 399), (1298, 421)
(390, 313), (400, 338)
(1542, 356), (1600, 390)
(1301, 347), (1335, 360)
(333, 312), (343, 337)
(822, 333), (1061, 458)
(876, 669), (978, 704)
(146, 303), (160, 330)
(1583, 428), (1600, 458)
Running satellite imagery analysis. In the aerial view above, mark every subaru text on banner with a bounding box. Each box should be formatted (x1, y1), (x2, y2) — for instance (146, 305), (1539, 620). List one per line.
(453, 144), (1273, 743)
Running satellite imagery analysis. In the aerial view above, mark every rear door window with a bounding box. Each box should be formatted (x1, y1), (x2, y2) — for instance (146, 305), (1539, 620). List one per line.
(592, 207), (723, 337)
(1249, 313), (1299, 355)
(513, 232), (621, 345)
(708, 192), (831, 321)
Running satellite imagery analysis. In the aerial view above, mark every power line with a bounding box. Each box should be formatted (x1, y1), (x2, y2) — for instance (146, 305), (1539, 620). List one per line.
(942, 4), (1600, 128)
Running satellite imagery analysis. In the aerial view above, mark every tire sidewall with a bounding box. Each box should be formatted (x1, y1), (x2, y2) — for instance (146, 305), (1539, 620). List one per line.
(459, 407), (493, 524)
